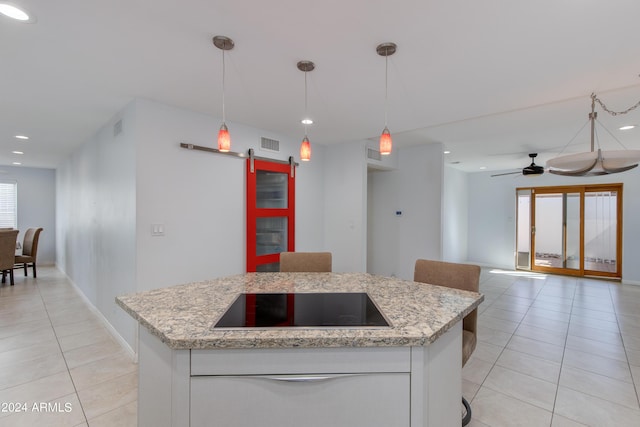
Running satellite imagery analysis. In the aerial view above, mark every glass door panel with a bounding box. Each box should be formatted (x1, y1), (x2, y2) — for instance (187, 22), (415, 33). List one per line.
(533, 192), (581, 272)
(565, 193), (581, 270)
(534, 193), (564, 268)
(516, 189), (531, 269)
(256, 217), (288, 256)
(584, 191), (617, 274)
(256, 170), (288, 208)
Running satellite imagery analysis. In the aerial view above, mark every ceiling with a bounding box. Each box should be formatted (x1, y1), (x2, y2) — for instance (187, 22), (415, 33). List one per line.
(2, 0), (640, 172)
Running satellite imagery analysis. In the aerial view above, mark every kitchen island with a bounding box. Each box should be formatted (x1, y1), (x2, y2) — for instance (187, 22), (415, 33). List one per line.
(117, 272), (483, 427)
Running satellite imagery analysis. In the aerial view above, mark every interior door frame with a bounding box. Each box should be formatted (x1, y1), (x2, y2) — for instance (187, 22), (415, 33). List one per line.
(517, 183), (622, 279)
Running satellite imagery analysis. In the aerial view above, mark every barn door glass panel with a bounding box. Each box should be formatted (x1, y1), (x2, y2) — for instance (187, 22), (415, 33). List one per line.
(584, 190), (617, 274)
(256, 217), (288, 256)
(256, 170), (288, 208)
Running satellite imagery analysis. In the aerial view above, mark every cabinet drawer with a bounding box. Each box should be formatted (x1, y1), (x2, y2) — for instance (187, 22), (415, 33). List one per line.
(191, 372), (410, 427)
(191, 346), (411, 375)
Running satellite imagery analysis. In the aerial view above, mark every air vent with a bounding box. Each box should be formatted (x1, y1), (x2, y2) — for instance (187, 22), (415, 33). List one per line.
(367, 148), (382, 161)
(113, 119), (123, 137)
(260, 137), (280, 152)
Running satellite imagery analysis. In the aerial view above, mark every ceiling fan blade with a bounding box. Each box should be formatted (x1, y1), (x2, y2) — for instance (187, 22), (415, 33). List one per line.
(491, 171), (521, 177)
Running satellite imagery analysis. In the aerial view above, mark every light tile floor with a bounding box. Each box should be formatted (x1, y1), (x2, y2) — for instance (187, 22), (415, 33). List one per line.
(466, 269), (640, 427)
(3, 266), (640, 426)
(0, 267), (137, 427)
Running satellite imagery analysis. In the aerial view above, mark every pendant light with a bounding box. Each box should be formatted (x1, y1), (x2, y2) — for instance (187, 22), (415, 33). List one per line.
(377, 42), (396, 155)
(297, 60), (315, 161)
(213, 36), (234, 152)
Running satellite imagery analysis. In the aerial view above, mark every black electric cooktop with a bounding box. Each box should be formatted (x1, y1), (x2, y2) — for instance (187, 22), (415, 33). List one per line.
(213, 293), (390, 329)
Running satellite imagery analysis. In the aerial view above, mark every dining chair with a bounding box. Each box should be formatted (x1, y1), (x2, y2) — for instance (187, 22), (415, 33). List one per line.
(279, 252), (332, 272)
(0, 229), (20, 286)
(413, 259), (481, 426)
(15, 227), (43, 278)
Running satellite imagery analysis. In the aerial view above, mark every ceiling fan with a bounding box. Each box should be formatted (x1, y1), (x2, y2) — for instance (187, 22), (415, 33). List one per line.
(491, 153), (545, 177)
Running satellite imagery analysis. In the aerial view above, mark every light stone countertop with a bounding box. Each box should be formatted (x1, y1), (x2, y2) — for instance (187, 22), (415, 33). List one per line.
(116, 272), (484, 350)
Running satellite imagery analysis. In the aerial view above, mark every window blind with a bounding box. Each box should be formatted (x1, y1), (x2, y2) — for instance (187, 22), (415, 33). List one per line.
(0, 181), (17, 229)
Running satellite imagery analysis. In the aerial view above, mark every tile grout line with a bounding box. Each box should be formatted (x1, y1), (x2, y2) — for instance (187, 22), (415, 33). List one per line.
(609, 283), (640, 410)
(547, 277), (578, 427)
(470, 274), (551, 424)
(35, 278), (90, 426)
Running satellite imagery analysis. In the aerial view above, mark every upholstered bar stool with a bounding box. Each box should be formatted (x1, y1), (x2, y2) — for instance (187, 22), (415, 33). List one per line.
(414, 259), (481, 426)
(279, 252), (332, 272)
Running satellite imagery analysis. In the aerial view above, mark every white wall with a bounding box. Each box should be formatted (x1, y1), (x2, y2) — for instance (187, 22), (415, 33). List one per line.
(134, 99), (326, 291)
(467, 167), (640, 283)
(442, 166), (468, 263)
(324, 141), (368, 273)
(367, 144), (444, 280)
(1, 165), (56, 265)
(56, 101), (137, 346)
(57, 98), (327, 348)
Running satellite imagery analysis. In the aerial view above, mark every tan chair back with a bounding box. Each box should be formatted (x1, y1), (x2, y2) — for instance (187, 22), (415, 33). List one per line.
(0, 230), (19, 271)
(21, 228), (43, 258)
(413, 259), (481, 336)
(280, 252), (332, 272)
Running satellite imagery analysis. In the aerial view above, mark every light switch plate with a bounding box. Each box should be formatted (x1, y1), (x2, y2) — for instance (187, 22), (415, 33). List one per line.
(151, 223), (165, 236)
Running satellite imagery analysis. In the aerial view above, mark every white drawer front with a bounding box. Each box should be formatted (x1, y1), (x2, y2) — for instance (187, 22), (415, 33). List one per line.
(191, 372), (410, 427)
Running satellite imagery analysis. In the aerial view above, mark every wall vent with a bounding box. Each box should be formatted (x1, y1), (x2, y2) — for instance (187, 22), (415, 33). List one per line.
(260, 137), (280, 152)
(113, 119), (123, 137)
(367, 148), (382, 161)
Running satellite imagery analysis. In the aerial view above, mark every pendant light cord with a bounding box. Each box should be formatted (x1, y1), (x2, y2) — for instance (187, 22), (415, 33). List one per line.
(304, 70), (308, 136)
(221, 47), (226, 123)
(384, 52), (389, 127)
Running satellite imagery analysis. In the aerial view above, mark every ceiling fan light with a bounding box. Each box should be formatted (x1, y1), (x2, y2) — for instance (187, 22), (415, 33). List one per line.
(380, 127), (392, 155)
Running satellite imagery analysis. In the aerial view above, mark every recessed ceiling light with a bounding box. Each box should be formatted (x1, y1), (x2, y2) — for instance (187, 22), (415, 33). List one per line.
(443, 150), (451, 154)
(479, 166), (487, 170)
(0, 3), (36, 23)
(619, 125), (636, 130)
(15, 135), (29, 140)
(12, 151), (23, 155)
(301, 118), (313, 125)
(12, 162), (21, 165)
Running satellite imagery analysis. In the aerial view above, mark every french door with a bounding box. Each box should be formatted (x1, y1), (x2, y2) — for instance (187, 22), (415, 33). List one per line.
(516, 184), (622, 279)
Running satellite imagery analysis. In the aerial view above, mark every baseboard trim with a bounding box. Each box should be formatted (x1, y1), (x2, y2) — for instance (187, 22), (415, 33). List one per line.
(54, 264), (137, 362)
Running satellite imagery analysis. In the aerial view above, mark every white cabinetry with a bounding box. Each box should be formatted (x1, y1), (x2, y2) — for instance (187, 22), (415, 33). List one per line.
(190, 346), (411, 427)
(138, 324), (462, 427)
